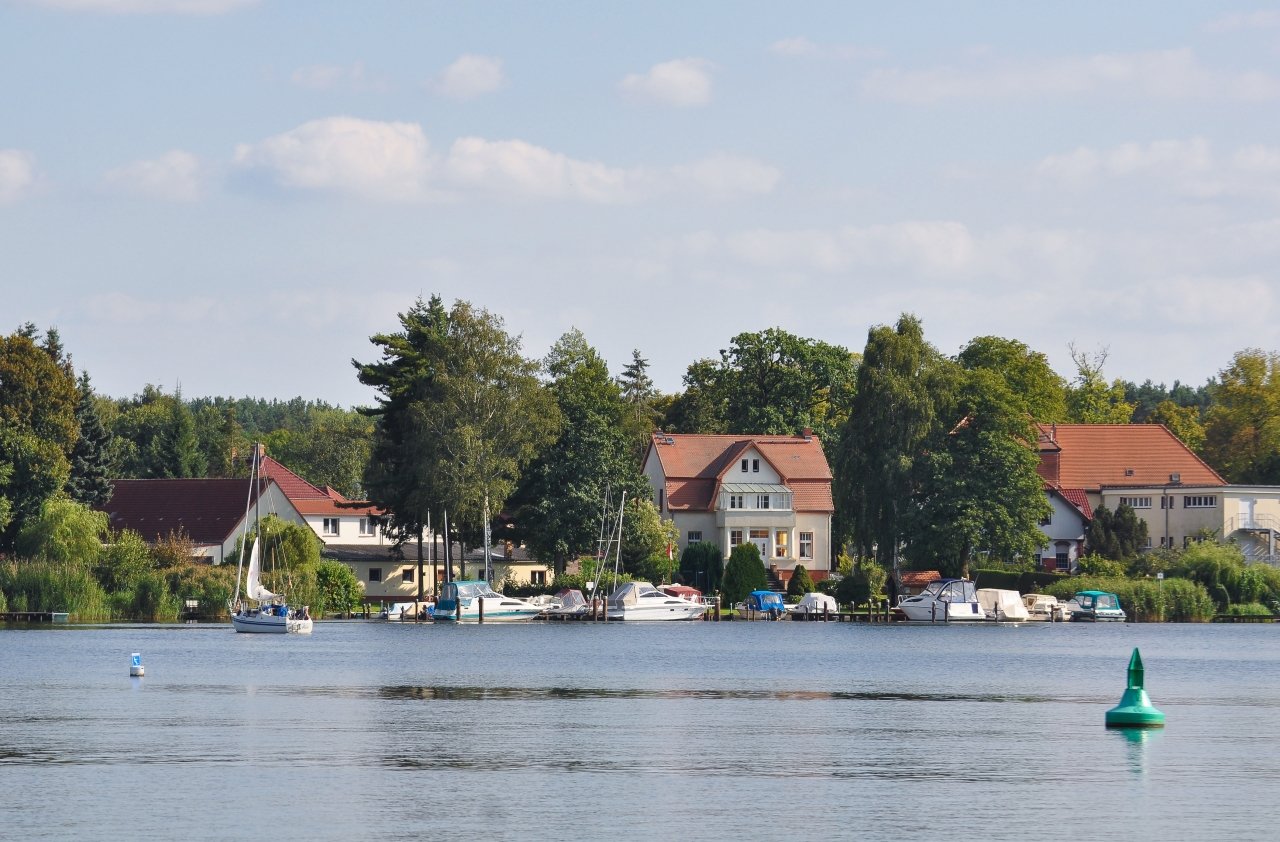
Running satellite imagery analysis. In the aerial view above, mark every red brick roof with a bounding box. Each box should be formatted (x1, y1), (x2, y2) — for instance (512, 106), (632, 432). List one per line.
(259, 455), (381, 516)
(1047, 483), (1093, 521)
(645, 433), (834, 513)
(100, 478), (269, 545)
(1035, 423), (1224, 491)
(899, 570), (940, 587)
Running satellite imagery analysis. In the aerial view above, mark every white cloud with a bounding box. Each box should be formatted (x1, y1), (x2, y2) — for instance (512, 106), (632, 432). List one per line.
(1205, 10), (1280, 33)
(233, 117), (431, 201)
(290, 62), (380, 92)
(103, 150), (203, 201)
(863, 48), (1280, 103)
(768, 36), (884, 61)
(426, 54), (506, 100)
(18, 0), (257, 13)
(619, 58), (714, 107)
(0, 149), (37, 203)
(1036, 138), (1280, 201)
(233, 117), (780, 204)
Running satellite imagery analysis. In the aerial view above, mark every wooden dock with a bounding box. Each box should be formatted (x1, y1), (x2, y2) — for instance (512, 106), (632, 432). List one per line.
(1, 611), (70, 623)
(1212, 614), (1276, 623)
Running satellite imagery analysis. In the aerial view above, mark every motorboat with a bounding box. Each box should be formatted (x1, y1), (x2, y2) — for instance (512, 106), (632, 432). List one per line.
(736, 589), (786, 619)
(977, 588), (1030, 622)
(432, 581), (544, 622)
(1069, 590), (1127, 622)
(378, 602), (429, 620)
(788, 591), (838, 618)
(1022, 593), (1067, 622)
(541, 588), (590, 618)
(894, 578), (986, 622)
(605, 581), (708, 621)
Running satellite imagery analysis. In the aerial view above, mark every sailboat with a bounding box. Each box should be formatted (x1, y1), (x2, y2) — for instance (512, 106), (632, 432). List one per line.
(229, 446), (313, 634)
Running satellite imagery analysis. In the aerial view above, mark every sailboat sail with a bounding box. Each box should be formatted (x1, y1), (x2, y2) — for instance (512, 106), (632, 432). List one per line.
(244, 538), (280, 603)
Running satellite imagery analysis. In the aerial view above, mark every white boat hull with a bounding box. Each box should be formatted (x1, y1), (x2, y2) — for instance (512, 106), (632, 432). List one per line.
(896, 601), (987, 622)
(606, 604), (708, 621)
(231, 612), (313, 634)
(433, 596), (543, 623)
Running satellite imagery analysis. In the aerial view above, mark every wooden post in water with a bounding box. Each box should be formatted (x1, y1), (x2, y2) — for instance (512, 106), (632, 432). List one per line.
(455, 597), (462, 622)
(478, 595), (485, 623)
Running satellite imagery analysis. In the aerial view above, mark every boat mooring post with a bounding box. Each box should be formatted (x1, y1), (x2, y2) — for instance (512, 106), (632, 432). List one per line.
(477, 596), (485, 623)
(1105, 648), (1165, 728)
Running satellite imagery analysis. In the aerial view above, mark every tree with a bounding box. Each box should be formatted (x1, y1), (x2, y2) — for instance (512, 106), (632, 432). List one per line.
(1201, 349), (1280, 483)
(315, 559), (364, 616)
(721, 542), (767, 607)
(957, 336), (1067, 422)
(905, 369), (1051, 578)
(1084, 503), (1148, 562)
(680, 540), (724, 594)
(66, 372), (115, 506)
(111, 387), (207, 478)
(95, 529), (154, 593)
(1065, 345), (1135, 424)
(619, 497), (678, 583)
(513, 330), (646, 575)
(787, 564), (814, 597)
(664, 358), (728, 434)
(1147, 400), (1206, 453)
(14, 496), (108, 567)
(267, 408), (373, 499)
(832, 314), (950, 565)
(618, 349), (660, 455)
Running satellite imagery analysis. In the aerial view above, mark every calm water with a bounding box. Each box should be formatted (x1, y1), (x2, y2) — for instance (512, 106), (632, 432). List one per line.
(2, 619), (1278, 840)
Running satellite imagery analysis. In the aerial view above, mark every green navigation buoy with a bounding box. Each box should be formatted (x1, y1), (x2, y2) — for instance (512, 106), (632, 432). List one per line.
(1105, 648), (1165, 728)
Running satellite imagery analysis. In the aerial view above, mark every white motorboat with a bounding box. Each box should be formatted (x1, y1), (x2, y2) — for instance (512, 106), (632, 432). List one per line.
(977, 588), (1030, 622)
(1022, 593), (1067, 622)
(541, 588), (589, 618)
(788, 591), (838, 617)
(894, 578), (986, 622)
(432, 580), (544, 622)
(605, 581), (708, 621)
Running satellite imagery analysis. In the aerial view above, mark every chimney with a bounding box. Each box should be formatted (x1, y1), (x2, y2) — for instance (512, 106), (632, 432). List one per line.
(802, 427), (813, 440)
(1050, 423), (1057, 442)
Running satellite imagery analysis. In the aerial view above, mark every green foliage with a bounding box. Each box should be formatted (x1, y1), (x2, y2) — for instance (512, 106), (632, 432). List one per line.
(1044, 575), (1216, 622)
(958, 336), (1067, 422)
(835, 556), (888, 607)
(315, 560), (364, 617)
(679, 541), (724, 594)
(1085, 504), (1148, 562)
(0, 558), (109, 619)
(1168, 541), (1280, 610)
(721, 543), (767, 606)
(66, 371), (115, 506)
(1076, 554), (1128, 578)
(167, 562), (235, 620)
(619, 497), (678, 582)
(618, 349), (660, 458)
(1064, 345), (1136, 423)
(96, 529), (154, 593)
(787, 564), (815, 597)
(1202, 349), (1280, 483)
(512, 330), (648, 574)
(1147, 401), (1205, 453)
(15, 496), (107, 568)
(1224, 602), (1274, 617)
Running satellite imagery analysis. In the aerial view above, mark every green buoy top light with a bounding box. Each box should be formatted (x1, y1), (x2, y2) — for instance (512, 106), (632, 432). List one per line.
(1105, 648), (1164, 728)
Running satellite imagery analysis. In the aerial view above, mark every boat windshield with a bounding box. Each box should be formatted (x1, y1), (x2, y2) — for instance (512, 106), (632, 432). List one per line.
(1096, 594), (1117, 609)
(453, 582), (499, 600)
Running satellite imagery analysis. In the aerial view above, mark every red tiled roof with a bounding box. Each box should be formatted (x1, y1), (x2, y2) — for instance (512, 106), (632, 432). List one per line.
(1035, 423), (1224, 491)
(259, 455), (381, 516)
(900, 570), (940, 586)
(646, 433), (834, 513)
(1046, 483), (1093, 521)
(99, 478), (268, 545)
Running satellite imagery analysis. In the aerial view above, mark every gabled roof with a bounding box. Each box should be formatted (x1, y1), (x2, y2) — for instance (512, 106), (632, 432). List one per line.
(645, 433), (833, 512)
(100, 478), (273, 545)
(259, 454), (381, 517)
(1046, 483), (1093, 521)
(1035, 423), (1224, 491)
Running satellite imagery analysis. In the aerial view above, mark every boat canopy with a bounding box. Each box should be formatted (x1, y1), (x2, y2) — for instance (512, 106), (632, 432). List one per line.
(555, 589), (587, 611)
(795, 592), (836, 613)
(444, 581), (500, 602)
(608, 581), (658, 605)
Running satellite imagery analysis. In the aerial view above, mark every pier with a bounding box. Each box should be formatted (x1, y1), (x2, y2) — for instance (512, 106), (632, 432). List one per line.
(1, 611), (70, 623)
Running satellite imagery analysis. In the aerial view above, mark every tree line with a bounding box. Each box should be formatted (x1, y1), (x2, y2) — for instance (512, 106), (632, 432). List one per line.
(4, 305), (1280, 591)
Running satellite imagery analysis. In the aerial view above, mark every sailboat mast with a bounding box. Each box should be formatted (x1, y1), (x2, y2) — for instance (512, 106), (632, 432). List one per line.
(232, 445), (257, 608)
(483, 495), (492, 584)
(611, 490), (626, 590)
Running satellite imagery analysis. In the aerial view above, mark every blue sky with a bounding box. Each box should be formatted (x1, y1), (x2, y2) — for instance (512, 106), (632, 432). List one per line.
(3, 1), (1278, 407)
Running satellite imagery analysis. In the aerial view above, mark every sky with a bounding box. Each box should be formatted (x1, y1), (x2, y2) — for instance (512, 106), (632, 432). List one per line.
(3, 1), (1279, 408)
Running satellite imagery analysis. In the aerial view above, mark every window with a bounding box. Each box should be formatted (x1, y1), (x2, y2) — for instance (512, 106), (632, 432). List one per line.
(1055, 552), (1070, 572)
(323, 518), (339, 536)
(1119, 497), (1151, 509)
(359, 517), (376, 536)
(729, 529), (743, 548)
(799, 532), (813, 559)
(729, 494), (743, 510)
(1160, 496), (1175, 509)
(530, 570), (547, 586)
(1040, 512), (1052, 526)
(774, 531), (788, 558)
(368, 567), (382, 583)
(687, 531), (702, 544)
(402, 567), (414, 583)
(741, 458), (749, 472)
(752, 458), (760, 473)
(1184, 495), (1216, 508)
(757, 494), (771, 510)
(658, 489), (665, 511)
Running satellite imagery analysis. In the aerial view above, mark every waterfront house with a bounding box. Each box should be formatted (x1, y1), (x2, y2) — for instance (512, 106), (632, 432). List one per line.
(641, 431), (835, 587)
(1038, 484), (1092, 573)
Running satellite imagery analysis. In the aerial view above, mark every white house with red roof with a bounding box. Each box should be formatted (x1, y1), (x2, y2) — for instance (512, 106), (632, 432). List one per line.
(1031, 423), (1280, 564)
(642, 431), (835, 585)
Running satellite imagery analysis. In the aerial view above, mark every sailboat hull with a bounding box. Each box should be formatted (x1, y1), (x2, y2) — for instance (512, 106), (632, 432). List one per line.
(231, 613), (313, 634)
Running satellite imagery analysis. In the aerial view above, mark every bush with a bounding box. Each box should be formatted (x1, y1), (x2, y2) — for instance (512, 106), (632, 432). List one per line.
(1076, 555), (1127, 577)
(680, 541), (723, 594)
(787, 565), (814, 598)
(1044, 574), (1215, 622)
(721, 543), (767, 607)
(1169, 542), (1280, 610)
(315, 560), (363, 617)
(0, 559), (109, 620)
(1225, 602), (1274, 617)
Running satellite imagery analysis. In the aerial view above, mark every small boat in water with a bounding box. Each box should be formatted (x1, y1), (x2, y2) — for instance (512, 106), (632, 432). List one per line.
(378, 602), (430, 620)
(895, 578), (986, 622)
(606, 581), (708, 621)
(541, 588), (589, 618)
(977, 588), (1030, 622)
(1069, 590), (1127, 622)
(433, 581), (544, 622)
(736, 589), (786, 619)
(1022, 593), (1067, 622)
(788, 591), (838, 618)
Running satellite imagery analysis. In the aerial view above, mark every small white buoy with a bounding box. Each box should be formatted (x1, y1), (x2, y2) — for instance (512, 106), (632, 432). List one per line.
(129, 652), (144, 677)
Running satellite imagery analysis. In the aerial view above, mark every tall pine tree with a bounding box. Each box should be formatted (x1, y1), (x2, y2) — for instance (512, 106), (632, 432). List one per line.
(66, 372), (115, 506)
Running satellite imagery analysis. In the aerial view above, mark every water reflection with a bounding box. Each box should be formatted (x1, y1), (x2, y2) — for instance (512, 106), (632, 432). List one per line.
(376, 685), (1059, 703)
(1110, 726), (1162, 776)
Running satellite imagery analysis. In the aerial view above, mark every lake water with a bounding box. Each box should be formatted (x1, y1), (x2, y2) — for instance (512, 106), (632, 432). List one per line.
(1, 619), (1278, 840)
